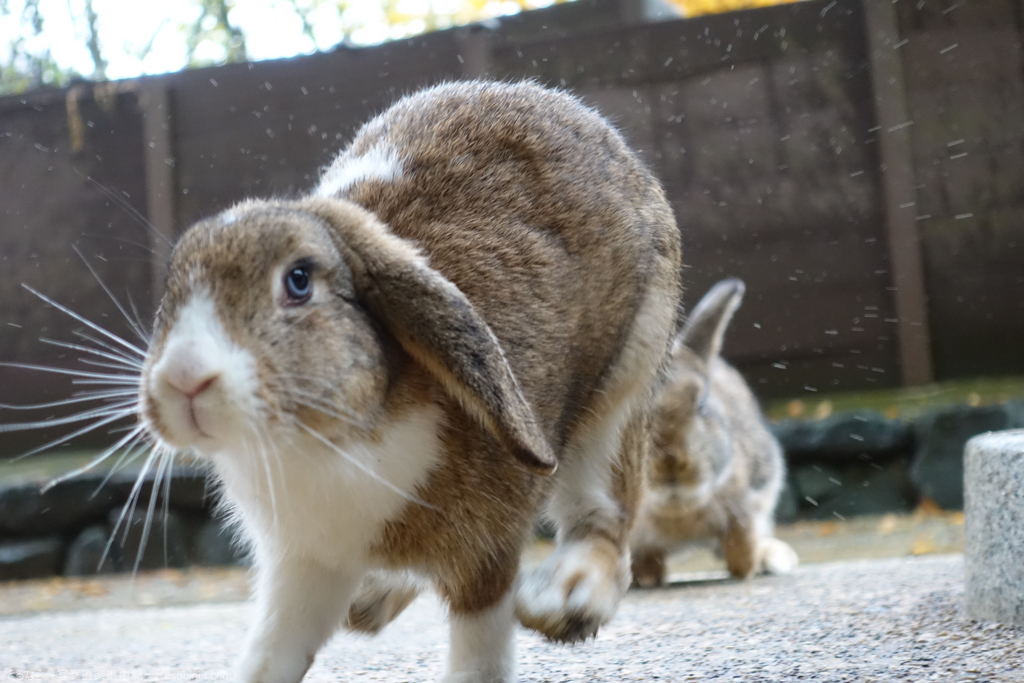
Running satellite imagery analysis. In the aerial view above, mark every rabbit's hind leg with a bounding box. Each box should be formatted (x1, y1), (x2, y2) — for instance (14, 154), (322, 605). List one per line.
(515, 403), (645, 642)
(515, 255), (678, 642)
(630, 544), (668, 588)
(722, 517), (759, 580)
(722, 515), (799, 578)
(345, 570), (425, 635)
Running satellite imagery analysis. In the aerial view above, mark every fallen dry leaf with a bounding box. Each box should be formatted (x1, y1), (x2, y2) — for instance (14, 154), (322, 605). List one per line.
(77, 581), (109, 598)
(916, 497), (943, 517)
(910, 537), (937, 555)
(877, 514), (899, 535)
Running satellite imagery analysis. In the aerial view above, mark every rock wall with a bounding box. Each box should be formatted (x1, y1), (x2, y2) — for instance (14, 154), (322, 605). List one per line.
(773, 401), (1024, 521)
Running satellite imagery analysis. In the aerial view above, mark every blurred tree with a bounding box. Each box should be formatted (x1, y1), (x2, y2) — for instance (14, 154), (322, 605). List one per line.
(81, 0), (107, 80)
(0, 0), (79, 93)
(667, 0), (800, 17)
(0, 0), (800, 96)
(185, 0), (248, 66)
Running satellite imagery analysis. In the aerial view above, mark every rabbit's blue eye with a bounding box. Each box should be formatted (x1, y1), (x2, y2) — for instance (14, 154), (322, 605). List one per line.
(284, 266), (312, 303)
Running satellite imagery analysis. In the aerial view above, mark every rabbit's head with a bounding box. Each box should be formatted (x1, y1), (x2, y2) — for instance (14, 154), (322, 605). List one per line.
(139, 197), (555, 473)
(647, 279), (745, 503)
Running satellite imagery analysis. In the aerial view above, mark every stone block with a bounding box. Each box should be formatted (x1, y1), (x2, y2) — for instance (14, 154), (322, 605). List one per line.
(108, 507), (189, 572)
(773, 411), (914, 460)
(0, 475), (119, 535)
(773, 477), (800, 524)
(810, 459), (916, 520)
(791, 463), (844, 506)
(109, 464), (213, 512)
(63, 524), (121, 576)
(965, 430), (1024, 626)
(0, 536), (63, 580)
(913, 402), (1024, 510)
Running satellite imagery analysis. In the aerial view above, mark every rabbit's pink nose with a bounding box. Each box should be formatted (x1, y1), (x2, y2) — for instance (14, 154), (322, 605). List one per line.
(167, 373), (219, 400)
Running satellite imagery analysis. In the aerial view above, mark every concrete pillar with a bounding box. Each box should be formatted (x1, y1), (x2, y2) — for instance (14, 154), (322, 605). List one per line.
(964, 430), (1024, 625)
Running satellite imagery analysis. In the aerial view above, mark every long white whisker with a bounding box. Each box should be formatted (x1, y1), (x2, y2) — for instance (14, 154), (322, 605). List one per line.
(79, 231), (157, 256)
(103, 447), (158, 572)
(80, 172), (174, 249)
(250, 424), (280, 533)
(40, 338), (145, 368)
(9, 406), (138, 461)
(73, 245), (151, 345)
(0, 389), (136, 411)
(72, 330), (142, 363)
(297, 422), (435, 510)
(125, 289), (151, 342)
(78, 358), (143, 373)
(284, 374), (352, 397)
(0, 361), (138, 382)
(94, 437), (150, 496)
(162, 450), (174, 566)
(22, 284), (146, 357)
(107, 424), (139, 434)
(71, 388), (139, 398)
(41, 425), (147, 492)
(281, 384), (366, 423)
(135, 450), (169, 573)
(71, 378), (143, 386)
(0, 400), (137, 433)
(284, 393), (363, 428)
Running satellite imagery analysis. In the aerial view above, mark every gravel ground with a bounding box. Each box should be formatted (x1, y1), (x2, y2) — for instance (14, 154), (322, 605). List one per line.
(0, 512), (966, 616)
(3, 553), (1022, 682)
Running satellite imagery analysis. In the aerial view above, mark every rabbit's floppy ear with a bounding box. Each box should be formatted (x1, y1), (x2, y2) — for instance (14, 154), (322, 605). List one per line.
(677, 278), (745, 365)
(300, 198), (557, 475)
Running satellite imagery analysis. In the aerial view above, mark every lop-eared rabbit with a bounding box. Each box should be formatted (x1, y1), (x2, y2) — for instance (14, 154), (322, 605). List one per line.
(141, 81), (681, 682)
(630, 279), (797, 587)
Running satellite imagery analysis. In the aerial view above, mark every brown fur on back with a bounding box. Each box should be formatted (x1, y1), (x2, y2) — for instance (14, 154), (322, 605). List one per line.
(327, 82), (681, 609)
(340, 81), (678, 452)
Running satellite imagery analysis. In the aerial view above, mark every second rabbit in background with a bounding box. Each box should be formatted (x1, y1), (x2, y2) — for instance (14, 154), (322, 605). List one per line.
(630, 278), (799, 586)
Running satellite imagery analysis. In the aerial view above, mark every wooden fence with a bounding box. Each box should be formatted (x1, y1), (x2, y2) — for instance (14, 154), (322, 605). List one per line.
(1, 0), (1022, 448)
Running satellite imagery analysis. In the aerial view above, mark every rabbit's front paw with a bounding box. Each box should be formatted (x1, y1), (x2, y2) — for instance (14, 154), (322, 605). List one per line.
(235, 648), (313, 683)
(759, 537), (799, 575)
(515, 538), (628, 643)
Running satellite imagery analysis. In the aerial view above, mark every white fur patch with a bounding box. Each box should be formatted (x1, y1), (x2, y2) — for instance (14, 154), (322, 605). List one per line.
(225, 406), (445, 681)
(148, 293), (260, 450)
(759, 537), (799, 575)
(444, 593), (516, 683)
(316, 145), (403, 198)
(215, 405), (444, 566)
(236, 559), (363, 683)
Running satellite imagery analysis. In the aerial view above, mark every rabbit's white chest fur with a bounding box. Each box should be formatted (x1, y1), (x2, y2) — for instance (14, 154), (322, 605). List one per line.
(213, 406), (443, 565)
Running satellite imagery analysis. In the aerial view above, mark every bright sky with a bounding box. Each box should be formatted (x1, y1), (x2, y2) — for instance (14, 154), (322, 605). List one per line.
(1, 0), (551, 82)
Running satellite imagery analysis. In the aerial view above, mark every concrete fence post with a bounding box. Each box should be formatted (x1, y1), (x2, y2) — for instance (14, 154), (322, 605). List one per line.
(862, 0), (935, 386)
(964, 430), (1024, 625)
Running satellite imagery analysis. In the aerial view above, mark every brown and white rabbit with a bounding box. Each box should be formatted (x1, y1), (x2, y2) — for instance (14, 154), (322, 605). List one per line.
(629, 279), (797, 587)
(140, 81), (681, 683)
